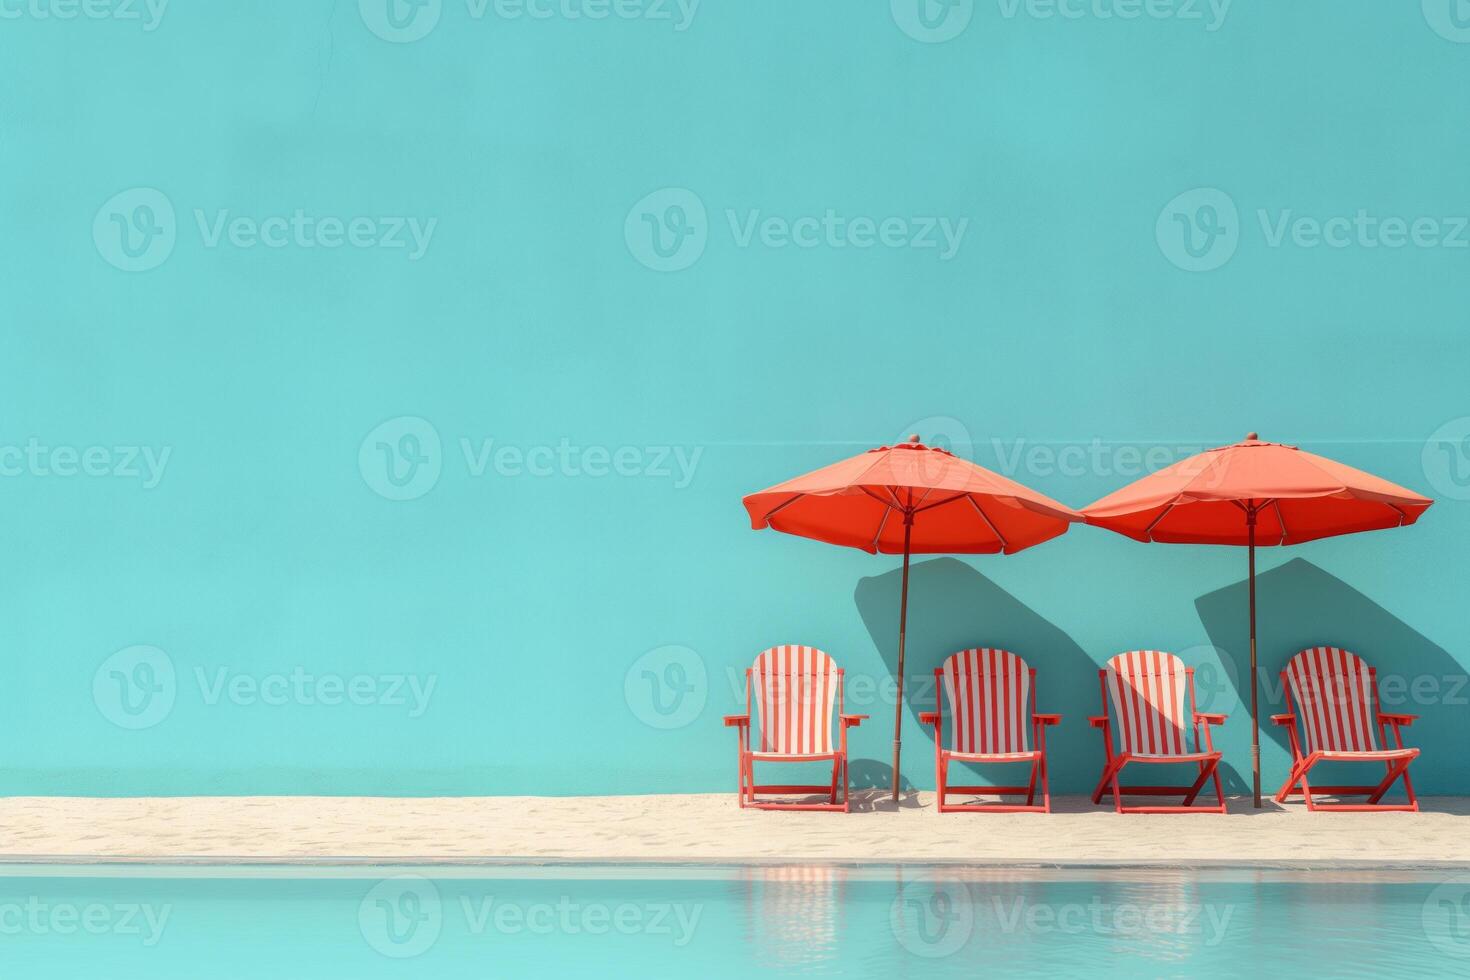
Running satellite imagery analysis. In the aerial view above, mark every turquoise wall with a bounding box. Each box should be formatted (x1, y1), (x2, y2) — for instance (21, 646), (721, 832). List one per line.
(2, 1), (1467, 796)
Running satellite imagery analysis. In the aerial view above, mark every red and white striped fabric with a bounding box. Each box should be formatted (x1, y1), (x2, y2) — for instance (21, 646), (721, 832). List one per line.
(1104, 650), (1190, 758)
(940, 648), (1032, 756)
(751, 645), (837, 757)
(1284, 646), (1380, 755)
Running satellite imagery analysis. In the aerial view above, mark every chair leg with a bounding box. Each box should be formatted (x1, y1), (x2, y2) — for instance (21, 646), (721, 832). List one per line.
(1092, 757), (1122, 806)
(829, 759), (839, 806)
(1367, 758), (1411, 806)
(1274, 759), (1307, 803)
(1110, 762), (1125, 814)
(1038, 752), (1051, 813)
(1400, 765), (1418, 811)
(936, 755), (948, 813)
(1024, 758), (1039, 807)
(1181, 761), (1213, 807)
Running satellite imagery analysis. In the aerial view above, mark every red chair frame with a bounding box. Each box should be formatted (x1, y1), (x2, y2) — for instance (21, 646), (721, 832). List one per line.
(918, 652), (1059, 813)
(1090, 653), (1226, 814)
(1271, 649), (1419, 812)
(722, 649), (866, 812)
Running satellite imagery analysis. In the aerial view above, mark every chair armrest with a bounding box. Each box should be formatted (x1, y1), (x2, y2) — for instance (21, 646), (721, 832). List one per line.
(722, 715), (749, 728)
(919, 712), (940, 726)
(1270, 713), (1295, 726)
(840, 714), (867, 727)
(1380, 713), (1417, 726)
(1033, 713), (1061, 725)
(1195, 712), (1227, 726)
(1088, 715), (1109, 728)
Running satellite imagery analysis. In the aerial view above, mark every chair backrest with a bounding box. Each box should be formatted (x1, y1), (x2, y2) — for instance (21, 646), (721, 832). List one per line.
(938, 648), (1034, 754)
(1100, 650), (1193, 757)
(1282, 646), (1380, 754)
(748, 645), (840, 755)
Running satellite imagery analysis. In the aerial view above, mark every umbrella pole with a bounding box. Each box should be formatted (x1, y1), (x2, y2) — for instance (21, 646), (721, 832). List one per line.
(1248, 514), (1260, 808)
(891, 516), (913, 803)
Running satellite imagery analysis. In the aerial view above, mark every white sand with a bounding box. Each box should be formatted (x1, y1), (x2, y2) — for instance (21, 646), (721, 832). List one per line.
(2, 793), (1468, 866)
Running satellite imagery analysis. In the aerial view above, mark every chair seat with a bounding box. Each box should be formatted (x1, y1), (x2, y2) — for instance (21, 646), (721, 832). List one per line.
(944, 749), (1040, 763)
(1315, 748), (1419, 762)
(748, 750), (840, 761)
(1125, 750), (1220, 763)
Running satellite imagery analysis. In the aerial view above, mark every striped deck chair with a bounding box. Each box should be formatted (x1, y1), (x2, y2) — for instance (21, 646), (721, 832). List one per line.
(1272, 647), (1419, 812)
(722, 646), (867, 812)
(918, 648), (1059, 813)
(1089, 650), (1226, 813)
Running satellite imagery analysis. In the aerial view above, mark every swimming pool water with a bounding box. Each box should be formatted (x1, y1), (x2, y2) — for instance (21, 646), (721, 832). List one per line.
(0, 866), (1465, 978)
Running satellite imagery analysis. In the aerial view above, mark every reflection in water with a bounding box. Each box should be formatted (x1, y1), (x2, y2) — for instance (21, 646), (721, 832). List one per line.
(738, 865), (845, 971)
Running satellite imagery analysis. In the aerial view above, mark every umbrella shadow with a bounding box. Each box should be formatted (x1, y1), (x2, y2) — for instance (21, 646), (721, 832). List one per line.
(854, 557), (1100, 795)
(1196, 556), (1462, 797)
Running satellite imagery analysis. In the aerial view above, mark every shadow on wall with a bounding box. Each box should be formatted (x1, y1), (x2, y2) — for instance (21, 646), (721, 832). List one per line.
(1196, 557), (1465, 796)
(853, 557), (1100, 795)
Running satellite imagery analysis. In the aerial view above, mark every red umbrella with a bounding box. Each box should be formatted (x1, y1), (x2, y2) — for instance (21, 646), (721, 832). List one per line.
(1082, 433), (1433, 806)
(743, 435), (1082, 801)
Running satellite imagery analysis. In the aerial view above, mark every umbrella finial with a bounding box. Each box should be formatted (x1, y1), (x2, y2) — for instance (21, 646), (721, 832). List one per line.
(907, 434), (921, 443)
(1246, 432), (1259, 441)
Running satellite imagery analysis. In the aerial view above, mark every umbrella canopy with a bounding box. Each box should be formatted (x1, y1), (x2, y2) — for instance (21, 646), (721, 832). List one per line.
(1084, 434), (1433, 545)
(1082, 433), (1433, 806)
(744, 436), (1082, 801)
